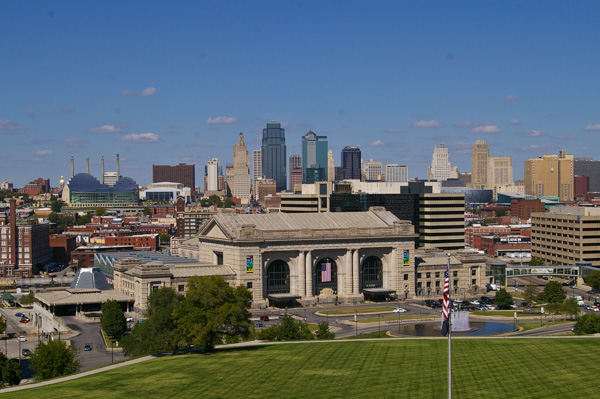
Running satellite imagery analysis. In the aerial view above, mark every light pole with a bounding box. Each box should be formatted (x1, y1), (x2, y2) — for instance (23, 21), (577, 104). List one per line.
(304, 309), (307, 323)
(355, 310), (357, 336)
(378, 315), (381, 338)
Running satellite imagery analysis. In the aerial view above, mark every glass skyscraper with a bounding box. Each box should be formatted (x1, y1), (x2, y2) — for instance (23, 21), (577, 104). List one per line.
(262, 121), (287, 192)
(301, 131), (328, 183)
(341, 146), (362, 180)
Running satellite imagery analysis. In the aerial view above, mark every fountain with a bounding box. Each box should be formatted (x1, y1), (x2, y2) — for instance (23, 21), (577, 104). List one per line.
(444, 311), (477, 333)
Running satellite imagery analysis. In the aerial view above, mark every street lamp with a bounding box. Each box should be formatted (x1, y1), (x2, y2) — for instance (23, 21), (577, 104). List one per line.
(355, 310), (358, 336)
(378, 315), (381, 338)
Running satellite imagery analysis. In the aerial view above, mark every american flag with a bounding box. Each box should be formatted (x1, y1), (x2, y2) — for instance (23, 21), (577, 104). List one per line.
(321, 263), (332, 283)
(441, 260), (450, 336)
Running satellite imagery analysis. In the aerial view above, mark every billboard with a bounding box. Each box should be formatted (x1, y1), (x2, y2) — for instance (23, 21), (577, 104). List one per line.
(246, 256), (254, 273)
(403, 250), (410, 266)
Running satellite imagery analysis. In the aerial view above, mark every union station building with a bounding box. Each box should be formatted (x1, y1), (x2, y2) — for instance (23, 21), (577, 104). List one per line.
(177, 208), (487, 308)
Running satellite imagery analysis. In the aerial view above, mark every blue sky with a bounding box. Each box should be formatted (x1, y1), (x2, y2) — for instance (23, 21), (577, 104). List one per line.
(2, 1), (600, 188)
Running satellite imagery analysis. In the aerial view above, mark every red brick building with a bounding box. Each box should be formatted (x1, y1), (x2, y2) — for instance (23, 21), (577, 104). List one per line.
(104, 234), (159, 250)
(574, 175), (589, 200)
(49, 234), (77, 264)
(510, 198), (546, 221)
(22, 178), (50, 195)
(478, 234), (531, 257)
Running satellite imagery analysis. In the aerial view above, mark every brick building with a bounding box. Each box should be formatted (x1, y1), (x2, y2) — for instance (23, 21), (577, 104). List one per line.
(510, 198), (546, 221)
(152, 163), (196, 195)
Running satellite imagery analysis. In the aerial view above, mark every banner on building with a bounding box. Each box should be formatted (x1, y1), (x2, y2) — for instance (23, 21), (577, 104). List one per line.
(321, 263), (332, 283)
(403, 250), (410, 266)
(246, 256), (254, 273)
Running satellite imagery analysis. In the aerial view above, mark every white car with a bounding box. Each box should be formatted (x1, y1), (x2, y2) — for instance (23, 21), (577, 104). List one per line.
(18, 336), (26, 342)
(392, 307), (407, 313)
(470, 299), (480, 305)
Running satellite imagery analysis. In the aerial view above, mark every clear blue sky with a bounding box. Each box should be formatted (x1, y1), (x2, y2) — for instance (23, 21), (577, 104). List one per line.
(2, 1), (600, 187)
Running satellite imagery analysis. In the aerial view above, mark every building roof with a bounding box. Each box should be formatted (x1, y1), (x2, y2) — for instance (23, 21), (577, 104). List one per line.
(70, 267), (112, 290)
(170, 264), (236, 278)
(35, 289), (133, 306)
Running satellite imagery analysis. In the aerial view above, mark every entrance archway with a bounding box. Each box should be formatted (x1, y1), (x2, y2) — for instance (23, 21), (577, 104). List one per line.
(361, 256), (383, 291)
(266, 260), (290, 294)
(315, 257), (337, 295)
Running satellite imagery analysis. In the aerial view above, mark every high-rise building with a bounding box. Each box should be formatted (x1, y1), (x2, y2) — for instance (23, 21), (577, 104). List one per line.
(233, 133), (250, 204)
(153, 163), (196, 195)
(252, 149), (262, 198)
(385, 164), (408, 182)
(327, 149), (335, 182)
(524, 150), (574, 201)
(302, 131), (328, 183)
(574, 175), (589, 199)
(364, 159), (383, 181)
(289, 154), (302, 189)
(341, 146), (361, 180)
(427, 144), (451, 181)
(470, 141), (489, 189)
(262, 121), (286, 192)
(574, 158), (600, 192)
(487, 157), (513, 188)
(225, 165), (234, 197)
(205, 158), (219, 192)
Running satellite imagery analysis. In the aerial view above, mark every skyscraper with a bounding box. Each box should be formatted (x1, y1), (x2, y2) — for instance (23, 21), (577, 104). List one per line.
(327, 149), (335, 182)
(364, 159), (383, 181)
(427, 144), (451, 181)
(487, 157), (513, 187)
(252, 149), (262, 198)
(302, 131), (328, 183)
(233, 133), (250, 204)
(385, 164), (408, 182)
(289, 154), (302, 189)
(205, 158), (219, 191)
(470, 140), (489, 189)
(524, 150), (573, 201)
(341, 146), (361, 180)
(262, 121), (287, 192)
(153, 163), (196, 195)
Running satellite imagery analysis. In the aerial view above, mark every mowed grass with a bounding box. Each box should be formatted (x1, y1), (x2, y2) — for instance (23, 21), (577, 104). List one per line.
(5, 339), (599, 399)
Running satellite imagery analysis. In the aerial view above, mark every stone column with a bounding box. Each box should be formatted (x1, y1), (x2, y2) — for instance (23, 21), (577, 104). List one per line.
(298, 251), (306, 297)
(345, 249), (353, 295)
(305, 251), (312, 297)
(353, 249), (359, 294)
(337, 256), (345, 296)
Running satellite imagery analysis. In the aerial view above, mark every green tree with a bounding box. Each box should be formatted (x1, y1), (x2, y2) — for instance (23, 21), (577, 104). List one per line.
(19, 292), (36, 305)
(143, 206), (151, 216)
(573, 313), (600, 335)
(95, 207), (107, 216)
(76, 213), (92, 225)
(0, 316), (5, 335)
(50, 199), (65, 213)
(173, 276), (252, 352)
(315, 321), (335, 340)
(122, 287), (184, 357)
(540, 281), (566, 304)
(0, 354), (21, 386)
(159, 234), (171, 245)
(29, 340), (81, 381)
(100, 300), (127, 341)
(529, 257), (545, 266)
(493, 288), (514, 307)
(257, 314), (313, 341)
(523, 285), (539, 304)
(561, 298), (579, 321)
(223, 199), (235, 209)
(584, 270), (600, 290)
(495, 209), (507, 217)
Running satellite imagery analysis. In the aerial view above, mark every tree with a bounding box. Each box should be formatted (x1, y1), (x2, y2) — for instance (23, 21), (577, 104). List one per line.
(223, 199), (235, 209)
(19, 292), (36, 305)
(523, 285), (539, 304)
(143, 206), (151, 216)
(561, 298), (579, 321)
(159, 234), (171, 245)
(493, 288), (514, 307)
(95, 207), (107, 216)
(529, 257), (545, 266)
(573, 313), (600, 335)
(29, 340), (81, 381)
(0, 354), (21, 386)
(495, 209), (507, 217)
(584, 270), (600, 291)
(100, 300), (127, 341)
(50, 199), (65, 213)
(122, 287), (184, 357)
(0, 316), (5, 335)
(75, 213), (92, 225)
(315, 321), (335, 340)
(173, 276), (252, 352)
(540, 281), (566, 304)
(257, 314), (313, 341)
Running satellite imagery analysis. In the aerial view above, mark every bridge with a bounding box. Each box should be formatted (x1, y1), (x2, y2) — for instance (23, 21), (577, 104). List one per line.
(491, 261), (600, 287)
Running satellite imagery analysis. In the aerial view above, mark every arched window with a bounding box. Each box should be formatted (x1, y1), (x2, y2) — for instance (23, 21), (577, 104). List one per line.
(361, 256), (383, 290)
(267, 260), (290, 294)
(314, 257), (337, 295)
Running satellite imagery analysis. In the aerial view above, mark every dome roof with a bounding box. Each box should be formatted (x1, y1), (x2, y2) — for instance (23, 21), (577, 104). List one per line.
(67, 173), (138, 193)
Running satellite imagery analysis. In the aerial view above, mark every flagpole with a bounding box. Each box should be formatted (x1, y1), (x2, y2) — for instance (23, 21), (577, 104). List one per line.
(447, 253), (452, 399)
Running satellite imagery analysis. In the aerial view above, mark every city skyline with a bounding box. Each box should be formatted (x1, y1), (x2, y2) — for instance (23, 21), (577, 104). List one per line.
(2, 2), (600, 187)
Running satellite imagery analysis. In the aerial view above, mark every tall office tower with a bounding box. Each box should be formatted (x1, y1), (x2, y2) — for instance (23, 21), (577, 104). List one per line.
(524, 150), (574, 202)
(225, 165), (234, 197)
(289, 168), (303, 191)
(301, 131), (328, 183)
(233, 133), (251, 203)
(574, 158), (600, 192)
(289, 154), (302, 189)
(341, 146), (361, 180)
(327, 149), (335, 181)
(470, 140), (489, 189)
(205, 158), (219, 191)
(385, 164), (408, 182)
(252, 149), (262, 197)
(488, 157), (513, 187)
(427, 144), (451, 181)
(153, 163), (196, 195)
(261, 121), (287, 192)
(364, 159), (383, 181)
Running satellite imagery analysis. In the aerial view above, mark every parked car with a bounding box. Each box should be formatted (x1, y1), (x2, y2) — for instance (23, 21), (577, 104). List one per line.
(125, 317), (133, 322)
(22, 348), (31, 357)
(84, 344), (92, 351)
(18, 336), (26, 342)
(15, 313), (24, 318)
(469, 299), (480, 305)
(392, 307), (407, 313)
(259, 315), (270, 321)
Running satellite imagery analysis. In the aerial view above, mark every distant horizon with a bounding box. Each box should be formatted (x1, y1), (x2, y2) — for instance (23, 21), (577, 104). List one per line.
(2, 2), (600, 187)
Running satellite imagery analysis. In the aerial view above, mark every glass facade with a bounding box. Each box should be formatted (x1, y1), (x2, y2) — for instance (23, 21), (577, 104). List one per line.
(262, 122), (287, 192)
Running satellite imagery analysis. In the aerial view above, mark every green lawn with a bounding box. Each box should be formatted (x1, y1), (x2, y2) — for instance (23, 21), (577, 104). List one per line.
(5, 339), (600, 398)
